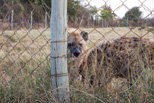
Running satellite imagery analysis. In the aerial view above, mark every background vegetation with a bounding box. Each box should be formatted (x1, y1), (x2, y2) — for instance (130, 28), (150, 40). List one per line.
(1, 0), (154, 29)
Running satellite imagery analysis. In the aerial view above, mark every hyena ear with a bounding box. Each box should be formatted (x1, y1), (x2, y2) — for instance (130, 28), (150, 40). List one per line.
(80, 31), (89, 41)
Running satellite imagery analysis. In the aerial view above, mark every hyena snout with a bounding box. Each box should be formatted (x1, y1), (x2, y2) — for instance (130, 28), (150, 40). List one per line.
(73, 47), (81, 57)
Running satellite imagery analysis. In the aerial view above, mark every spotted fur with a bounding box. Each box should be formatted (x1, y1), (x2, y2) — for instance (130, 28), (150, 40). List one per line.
(80, 36), (154, 85)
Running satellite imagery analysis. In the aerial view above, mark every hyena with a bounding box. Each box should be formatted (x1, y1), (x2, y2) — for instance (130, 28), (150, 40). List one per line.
(68, 31), (154, 86)
(67, 31), (89, 81)
(85, 36), (154, 86)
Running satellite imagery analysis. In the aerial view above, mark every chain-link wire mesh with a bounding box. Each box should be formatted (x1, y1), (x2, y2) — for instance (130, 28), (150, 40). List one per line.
(0, 0), (52, 102)
(0, 0), (154, 102)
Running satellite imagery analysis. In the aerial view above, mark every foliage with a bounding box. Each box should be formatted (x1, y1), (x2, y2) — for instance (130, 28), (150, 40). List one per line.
(101, 9), (113, 20)
(0, 0), (82, 22)
(90, 6), (98, 14)
(100, 5), (114, 21)
(89, 6), (98, 20)
(67, 0), (81, 17)
(19, 0), (81, 17)
(0, 0), (12, 19)
(124, 7), (142, 22)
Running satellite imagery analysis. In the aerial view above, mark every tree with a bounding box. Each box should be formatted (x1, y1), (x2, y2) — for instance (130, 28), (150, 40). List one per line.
(20, 0), (81, 17)
(124, 7), (142, 23)
(100, 5), (114, 21)
(90, 6), (98, 14)
(67, 0), (81, 17)
(90, 6), (98, 19)
(89, 6), (98, 26)
(0, 0), (12, 19)
(20, 0), (51, 12)
(100, 5), (115, 27)
(19, 0), (81, 23)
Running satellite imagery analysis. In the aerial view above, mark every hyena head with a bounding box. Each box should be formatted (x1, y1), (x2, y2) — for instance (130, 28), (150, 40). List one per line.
(67, 31), (89, 62)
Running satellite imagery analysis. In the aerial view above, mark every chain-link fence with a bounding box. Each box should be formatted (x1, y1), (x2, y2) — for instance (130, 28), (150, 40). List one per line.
(0, 0), (154, 102)
(0, 0), (52, 102)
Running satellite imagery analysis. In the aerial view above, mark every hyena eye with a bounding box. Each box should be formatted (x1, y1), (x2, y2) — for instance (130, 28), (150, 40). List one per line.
(79, 43), (83, 47)
(67, 43), (72, 48)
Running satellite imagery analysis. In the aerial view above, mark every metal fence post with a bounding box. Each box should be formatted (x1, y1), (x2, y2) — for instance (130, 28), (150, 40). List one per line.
(88, 16), (89, 28)
(11, 10), (14, 30)
(45, 12), (47, 29)
(118, 19), (120, 27)
(30, 11), (33, 29)
(50, 0), (70, 102)
(126, 17), (128, 27)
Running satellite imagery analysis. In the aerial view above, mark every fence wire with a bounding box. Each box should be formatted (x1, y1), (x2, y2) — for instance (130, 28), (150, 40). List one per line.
(0, 0), (154, 102)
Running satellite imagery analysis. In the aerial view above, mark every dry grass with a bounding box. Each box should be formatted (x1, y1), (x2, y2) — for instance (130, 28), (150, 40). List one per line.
(0, 27), (154, 102)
